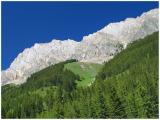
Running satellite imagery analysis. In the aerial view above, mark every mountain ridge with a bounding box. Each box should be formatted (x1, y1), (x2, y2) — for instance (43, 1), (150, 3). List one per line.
(2, 32), (158, 118)
(2, 8), (159, 85)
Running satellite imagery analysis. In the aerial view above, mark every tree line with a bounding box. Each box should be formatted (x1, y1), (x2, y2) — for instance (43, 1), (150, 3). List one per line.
(2, 32), (158, 118)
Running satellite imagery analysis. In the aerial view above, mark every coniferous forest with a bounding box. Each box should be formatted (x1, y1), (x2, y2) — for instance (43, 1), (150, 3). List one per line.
(2, 32), (159, 118)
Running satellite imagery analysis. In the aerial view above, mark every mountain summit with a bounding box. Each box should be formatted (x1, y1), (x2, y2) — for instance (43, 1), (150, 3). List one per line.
(2, 8), (159, 85)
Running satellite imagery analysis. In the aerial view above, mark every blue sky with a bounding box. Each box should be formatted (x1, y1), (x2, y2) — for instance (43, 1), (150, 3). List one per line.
(2, 1), (158, 70)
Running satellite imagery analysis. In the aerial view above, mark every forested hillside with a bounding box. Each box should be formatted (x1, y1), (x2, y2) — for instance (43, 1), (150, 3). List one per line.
(2, 32), (158, 118)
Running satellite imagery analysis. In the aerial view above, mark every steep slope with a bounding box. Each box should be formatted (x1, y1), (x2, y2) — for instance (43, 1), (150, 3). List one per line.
(96, 31), (158, 80)
(1, 8), (158, 85)
(64, 62), (102, 87)
(37, 32), (159, 119)
(2, 32), (158, 118)
(94, 31), (158, 118)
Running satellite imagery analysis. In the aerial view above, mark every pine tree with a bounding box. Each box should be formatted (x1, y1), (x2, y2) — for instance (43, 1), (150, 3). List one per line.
(109, 86), (126, 118)
(97, 88), (109, 118)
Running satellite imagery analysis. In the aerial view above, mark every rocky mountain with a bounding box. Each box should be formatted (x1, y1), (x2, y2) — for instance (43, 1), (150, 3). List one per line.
(2, 8), (159, 85)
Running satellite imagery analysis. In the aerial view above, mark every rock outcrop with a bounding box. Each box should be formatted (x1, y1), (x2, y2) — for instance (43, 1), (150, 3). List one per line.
(2, 8), (159, 85)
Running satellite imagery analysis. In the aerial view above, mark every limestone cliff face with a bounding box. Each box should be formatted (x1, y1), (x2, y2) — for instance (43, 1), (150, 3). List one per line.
(74, 8), (158, 63)
(2, 8), (159, 85)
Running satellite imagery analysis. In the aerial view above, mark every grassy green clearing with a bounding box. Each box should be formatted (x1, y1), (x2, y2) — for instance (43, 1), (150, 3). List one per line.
(64, 62), (102, 87)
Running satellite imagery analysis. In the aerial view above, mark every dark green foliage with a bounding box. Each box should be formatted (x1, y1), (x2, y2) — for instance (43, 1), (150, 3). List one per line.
(97, 89), (109, 118)
(95, 32), (158, 118)
(2, 32), (158, 118)
(2, 59), (79, 118)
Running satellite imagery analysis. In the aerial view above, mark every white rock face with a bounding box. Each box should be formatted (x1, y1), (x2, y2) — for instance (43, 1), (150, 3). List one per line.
(2, 8), (159, 85)
(2, 40), (79, 85)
